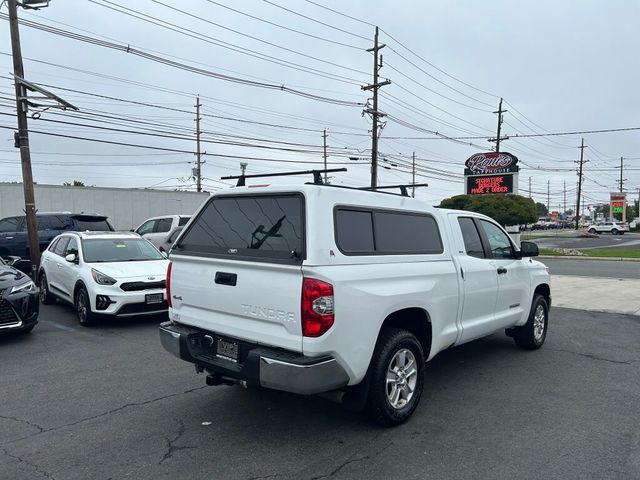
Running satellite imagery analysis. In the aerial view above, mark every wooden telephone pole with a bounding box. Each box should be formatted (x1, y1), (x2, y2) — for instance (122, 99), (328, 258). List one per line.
(362, 26), (391, 189)
(8, 0), (40, 274)
(575, 138), (587, 229)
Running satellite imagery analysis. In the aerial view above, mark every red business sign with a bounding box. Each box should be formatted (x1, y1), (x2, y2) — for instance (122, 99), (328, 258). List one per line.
(464, 152), (519, 175)
(467, 174), (514, 194)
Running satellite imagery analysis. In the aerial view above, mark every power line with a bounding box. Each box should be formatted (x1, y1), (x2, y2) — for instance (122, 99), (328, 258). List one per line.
(0, 14), (365, 107)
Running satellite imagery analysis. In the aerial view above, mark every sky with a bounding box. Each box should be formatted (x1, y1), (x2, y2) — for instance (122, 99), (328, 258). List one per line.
(1, 0), (639, 213)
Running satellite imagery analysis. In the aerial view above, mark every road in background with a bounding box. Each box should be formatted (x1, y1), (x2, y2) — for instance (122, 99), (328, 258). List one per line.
(528, 232), (640, 250)
(1, 305), (639, 479)
(540, 258), (640, 279)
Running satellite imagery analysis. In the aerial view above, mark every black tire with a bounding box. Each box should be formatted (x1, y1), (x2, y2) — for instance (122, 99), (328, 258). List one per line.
(39, 272), (56, 305)
(512, 294), (548, 350)
(588, 228), (596, 234)
(366, 328), (425, 427)
(75, 286), (95, 327)
(611, 228), (619, 235)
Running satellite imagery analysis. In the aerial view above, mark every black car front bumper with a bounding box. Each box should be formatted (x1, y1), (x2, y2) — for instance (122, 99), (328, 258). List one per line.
(0, 288), (39, 333)
(159, 321), (349, 395)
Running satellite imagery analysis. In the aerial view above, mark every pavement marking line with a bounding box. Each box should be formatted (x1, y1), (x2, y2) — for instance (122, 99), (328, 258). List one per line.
(44, 321), (79, 332)
(551, 275), (640, 316)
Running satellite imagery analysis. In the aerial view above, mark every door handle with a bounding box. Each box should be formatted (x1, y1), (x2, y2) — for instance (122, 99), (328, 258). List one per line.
(215, 272), (237, 286)
(497, 267), (508, 275)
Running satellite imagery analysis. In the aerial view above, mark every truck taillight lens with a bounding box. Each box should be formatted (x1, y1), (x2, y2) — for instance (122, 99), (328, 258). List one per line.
(301, 277), (334, 337)
(166, 261), (172, 308)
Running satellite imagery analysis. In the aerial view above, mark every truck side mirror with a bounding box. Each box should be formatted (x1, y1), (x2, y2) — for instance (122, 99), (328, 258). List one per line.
(518, 241), (539, 258)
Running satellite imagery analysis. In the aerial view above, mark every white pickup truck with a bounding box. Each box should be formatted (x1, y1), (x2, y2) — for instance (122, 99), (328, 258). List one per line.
(160, 182), (551, 426)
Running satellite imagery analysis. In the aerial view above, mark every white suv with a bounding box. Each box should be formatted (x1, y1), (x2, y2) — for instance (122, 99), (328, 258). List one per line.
(39, 232), (169, 326)
(134, 215), (191, 248)
(587, 221), (629, 235)
(160, 180), (550, 425)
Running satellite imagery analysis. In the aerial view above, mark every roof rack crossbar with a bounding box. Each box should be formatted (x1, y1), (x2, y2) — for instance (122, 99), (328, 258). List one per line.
(221, 168), (347, 187)
(357, 183), (429, 197)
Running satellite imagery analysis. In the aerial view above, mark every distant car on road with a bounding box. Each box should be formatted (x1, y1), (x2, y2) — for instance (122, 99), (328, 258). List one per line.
(0, 212), (114, 263)
(157, 226), (183, 253)
(0, 256), (39, 334)
(39, 231), (169, 326)
(586, 221), (629, 235)
(134, 215), (190, 249)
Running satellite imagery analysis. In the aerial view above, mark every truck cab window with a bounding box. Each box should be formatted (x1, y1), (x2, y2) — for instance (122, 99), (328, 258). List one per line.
(458, 217), (485, 258)
(479, 220), (514, 259)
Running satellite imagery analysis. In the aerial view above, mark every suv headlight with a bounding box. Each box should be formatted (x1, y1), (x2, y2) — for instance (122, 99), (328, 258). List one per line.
(91, 269), (117, 286)
(10, 280), (35, 294)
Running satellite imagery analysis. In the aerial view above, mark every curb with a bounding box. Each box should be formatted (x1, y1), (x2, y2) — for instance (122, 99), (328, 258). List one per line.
(539, 255), (640, 262)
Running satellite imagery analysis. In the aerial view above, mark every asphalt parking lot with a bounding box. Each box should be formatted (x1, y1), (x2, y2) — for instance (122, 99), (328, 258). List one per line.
(1, 304), (639, 480)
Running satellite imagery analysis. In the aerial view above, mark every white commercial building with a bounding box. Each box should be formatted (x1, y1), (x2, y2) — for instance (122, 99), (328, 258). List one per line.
(0, 183), (209, 230)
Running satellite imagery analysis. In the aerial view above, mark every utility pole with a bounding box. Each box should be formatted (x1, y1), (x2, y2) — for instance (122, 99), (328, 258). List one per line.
(362, 26), (391, 188)
(8, 0), (41, 276)
(528, 176), (532, 198)
(575, 138), (587, 229)
(323, 129), (328, 183)
(240, 162), (247, 176)
(195, 95), (202, 192)
(563, 180), (566, 214)
(547, 180), (550, 213)
(489, 98), (509, 152)
(617, 157), (626, 192)
(411, 151), (416, 198)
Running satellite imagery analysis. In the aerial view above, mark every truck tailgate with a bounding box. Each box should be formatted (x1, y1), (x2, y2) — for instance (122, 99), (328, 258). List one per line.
(170, 255), (303, 352)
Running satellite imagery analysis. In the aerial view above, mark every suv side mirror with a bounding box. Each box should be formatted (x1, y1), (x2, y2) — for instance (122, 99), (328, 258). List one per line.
(65, 253), (77, 263)
(518, 241), (539, 258)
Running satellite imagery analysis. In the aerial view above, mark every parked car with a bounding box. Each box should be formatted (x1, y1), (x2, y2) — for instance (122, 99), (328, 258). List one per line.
(586, 221), (629, 235)
(0, 256), (39, 334)
(159, 182), (551, 426)
(0, 212), (114, 263)
(39, 231), (169, 326)
(157, 226), (183, 253)
(134, 215), (191, 249)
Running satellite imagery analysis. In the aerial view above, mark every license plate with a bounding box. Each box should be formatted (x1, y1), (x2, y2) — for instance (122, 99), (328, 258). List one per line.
(216, 339), (239, 362)
(145, 293), (163, 304)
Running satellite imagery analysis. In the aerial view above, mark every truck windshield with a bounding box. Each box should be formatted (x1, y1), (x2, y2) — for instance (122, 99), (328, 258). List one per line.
(176, 194), (304, 263)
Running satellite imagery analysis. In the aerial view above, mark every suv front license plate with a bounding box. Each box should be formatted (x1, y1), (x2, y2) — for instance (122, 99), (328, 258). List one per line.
(145, 293), (163, 305)
(216, 339), (239, 362)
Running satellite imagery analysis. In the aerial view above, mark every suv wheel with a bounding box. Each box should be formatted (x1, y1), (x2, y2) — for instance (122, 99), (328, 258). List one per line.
(366, 328), (425, 427)
(588, 228), (596, 234)
(611, 228), (619, 235)
(511, 294), (548, 350)
(75, 287), (95, 326)
(39, 272), (56, 305)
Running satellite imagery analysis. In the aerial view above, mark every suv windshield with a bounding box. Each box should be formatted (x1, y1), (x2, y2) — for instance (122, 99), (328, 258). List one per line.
(176, 194), (304, 263)
(82, 238), (164, 263)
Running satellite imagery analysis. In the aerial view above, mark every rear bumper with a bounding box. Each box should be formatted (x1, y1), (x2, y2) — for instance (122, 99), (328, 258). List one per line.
(159, 321), (349, 395)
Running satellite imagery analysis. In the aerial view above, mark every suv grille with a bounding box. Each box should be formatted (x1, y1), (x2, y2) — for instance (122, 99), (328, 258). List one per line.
(120, 281), (166, 292)
(0, 300), (18, 326)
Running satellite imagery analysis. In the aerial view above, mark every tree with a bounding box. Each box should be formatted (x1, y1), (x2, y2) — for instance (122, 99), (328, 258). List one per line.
(63, 180), (85, 187)
(439, 194), (537, 226)
(535, 202), (548, 217)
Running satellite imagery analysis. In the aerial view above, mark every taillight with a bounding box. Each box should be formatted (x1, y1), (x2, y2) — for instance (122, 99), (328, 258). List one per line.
(166, 261), (172, 308)
(301, 277), (334, 337)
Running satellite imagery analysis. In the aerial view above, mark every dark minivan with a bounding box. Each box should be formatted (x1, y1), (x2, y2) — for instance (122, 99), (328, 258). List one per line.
(0, 213), (114, 262)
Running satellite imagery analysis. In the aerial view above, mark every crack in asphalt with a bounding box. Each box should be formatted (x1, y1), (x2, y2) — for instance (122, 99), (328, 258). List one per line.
(308, 435), (393, 480)
(0, 414), (45, 433)
(158, 419), (196, 465)
(547, 347), (635, 365)
(2, 385), (208, 447)
(247, 475), (280, 480)
(0, 446), (56, 480)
